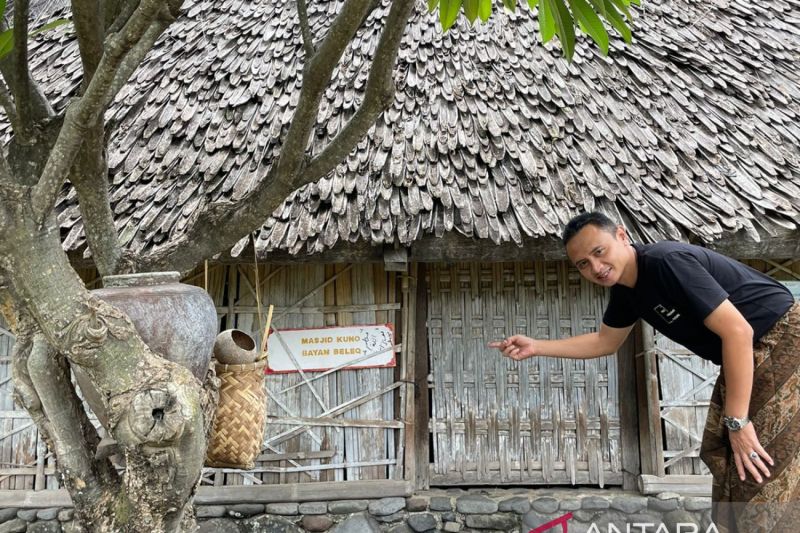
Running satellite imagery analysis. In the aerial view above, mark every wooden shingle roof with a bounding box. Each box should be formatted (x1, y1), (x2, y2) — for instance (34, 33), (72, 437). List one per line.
(21, 0), (800, 259)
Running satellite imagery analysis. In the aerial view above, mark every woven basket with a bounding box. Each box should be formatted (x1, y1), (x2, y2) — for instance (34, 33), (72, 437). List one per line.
(206, 358), (267, 469)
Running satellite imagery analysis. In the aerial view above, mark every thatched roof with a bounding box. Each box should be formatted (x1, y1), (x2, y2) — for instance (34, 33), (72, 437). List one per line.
(20, 0), (800, 260)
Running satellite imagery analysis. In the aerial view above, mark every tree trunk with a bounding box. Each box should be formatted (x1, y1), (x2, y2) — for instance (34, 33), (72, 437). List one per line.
(0, 188), (217, 532)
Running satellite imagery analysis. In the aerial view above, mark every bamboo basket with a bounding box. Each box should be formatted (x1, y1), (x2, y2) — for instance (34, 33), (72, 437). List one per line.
(205, 358), (267, 469)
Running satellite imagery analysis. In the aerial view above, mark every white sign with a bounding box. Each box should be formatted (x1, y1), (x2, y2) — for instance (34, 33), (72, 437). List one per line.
(266, 324), (395, 373)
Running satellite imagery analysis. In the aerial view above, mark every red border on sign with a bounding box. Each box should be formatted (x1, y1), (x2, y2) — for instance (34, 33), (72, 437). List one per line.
(265, 323), (396, 374)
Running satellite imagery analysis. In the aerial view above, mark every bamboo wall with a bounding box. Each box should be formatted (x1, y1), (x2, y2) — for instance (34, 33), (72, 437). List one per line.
(426, 262), (623, 486)
(187, 263), (404, 486)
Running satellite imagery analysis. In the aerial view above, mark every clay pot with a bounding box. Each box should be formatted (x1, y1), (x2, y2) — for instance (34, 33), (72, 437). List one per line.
(74, 271), (217, 428)
(214, 329), (258, 365)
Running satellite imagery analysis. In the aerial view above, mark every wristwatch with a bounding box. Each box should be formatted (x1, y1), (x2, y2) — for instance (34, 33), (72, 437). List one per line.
(722, 415), (750, 431)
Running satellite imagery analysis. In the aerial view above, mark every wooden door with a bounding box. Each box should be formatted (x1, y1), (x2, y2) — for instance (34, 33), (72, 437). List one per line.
(426, 262), (623, 486)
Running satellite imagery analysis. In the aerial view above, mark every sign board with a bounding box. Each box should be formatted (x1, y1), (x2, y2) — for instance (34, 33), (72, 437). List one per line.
(266, 324), (395, 373)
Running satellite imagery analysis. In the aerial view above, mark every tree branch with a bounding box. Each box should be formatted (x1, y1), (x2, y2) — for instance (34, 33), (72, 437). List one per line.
(70, 126), (122, 277)
(297, 0), (315, 58)
(0, 20), (54, 133)
(72, 0), (106, 84)
(27, 332), (116, 505)
(30, 0), (183, 226)
(12, 0), (33, 129)
(0, 78), (21, 133)
(303, 0), (414, 182)
(139, 0), (389, 273)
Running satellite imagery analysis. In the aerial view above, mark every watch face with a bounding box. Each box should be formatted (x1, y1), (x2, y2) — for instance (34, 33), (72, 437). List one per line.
(730, 420), (741, 430)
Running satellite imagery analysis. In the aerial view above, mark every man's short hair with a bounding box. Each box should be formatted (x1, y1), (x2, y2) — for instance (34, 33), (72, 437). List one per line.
(562, 212), (618, 245)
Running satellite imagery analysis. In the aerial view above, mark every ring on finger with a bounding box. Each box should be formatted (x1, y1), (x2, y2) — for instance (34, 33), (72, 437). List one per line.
(749, 451), (759, 461)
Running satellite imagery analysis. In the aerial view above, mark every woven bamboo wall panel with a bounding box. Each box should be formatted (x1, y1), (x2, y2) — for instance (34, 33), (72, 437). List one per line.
(426, 262), (622, 486)
(196, 263), (401, 486)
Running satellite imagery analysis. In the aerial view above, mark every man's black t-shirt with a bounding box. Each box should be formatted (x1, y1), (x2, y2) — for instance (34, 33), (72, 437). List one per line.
(603, 242), (794, 365)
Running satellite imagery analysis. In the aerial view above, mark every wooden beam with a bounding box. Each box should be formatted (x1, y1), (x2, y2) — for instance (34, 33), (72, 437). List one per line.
(616, 331), (641, 491)
(635, 322), (665, 477)
(267, 416), (403, 429)
(638, 474), (712, 496)
(0, 480), (414, 508)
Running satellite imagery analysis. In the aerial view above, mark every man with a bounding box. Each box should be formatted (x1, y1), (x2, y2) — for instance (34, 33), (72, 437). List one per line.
(490, 212), (798, 532)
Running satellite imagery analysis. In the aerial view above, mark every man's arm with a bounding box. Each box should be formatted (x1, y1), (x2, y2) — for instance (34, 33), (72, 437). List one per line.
(704, 299), (773, 483)
(489, 322), (634, 361)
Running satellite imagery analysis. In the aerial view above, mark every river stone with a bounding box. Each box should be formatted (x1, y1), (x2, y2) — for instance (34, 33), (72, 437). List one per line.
(429, 497), (453, 512)
(331, 513), (381, 533)
(228, 504), (264, 518)
(16, 510), (37, 522)
(664, 510), (701, 529)
(265, 503), (299, 516)
(299, 502), (328, 515)
(0, 510), (17, 524)
(196, 506), (227, 518)
(560, 498), (581, 511)
(498, 496), (530, 514)
(197, 518), (242, 533)
(56, 510), (73, 523)
(302, 515), (334, 532)
(373, 511), (405, 524)
(522, 511), (552, 530)
(329, 500), (369, 514)
(443, 522), (462, 532)
(28, 522), (62, 533)
(455, 495), (497, 514)
(465, 513), (519, 530)
(684, 497), (712, 511)
(572, 510), (599, 522)
(388, 525), (413, 533)
(581, 496), (610, 510)
(611, 495), (648, 514)
(36, 509), (60, 521)
(0, 520), (28, 533)
(407, 513), (438, 532)
(406, 497), (428, 512)
(369, 497), (406, 516)
(648, 496), (679, 512)
(240, 515), (302, 533)
(532, 497), (560, 514)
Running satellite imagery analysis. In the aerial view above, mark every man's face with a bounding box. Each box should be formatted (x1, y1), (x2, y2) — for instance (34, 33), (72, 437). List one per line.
(566, 224), (632, 287)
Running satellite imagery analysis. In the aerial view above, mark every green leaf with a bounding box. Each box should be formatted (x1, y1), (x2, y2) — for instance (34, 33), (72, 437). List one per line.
(428, 0), (439, 12)
(539, 0), (555, 43)
(586, 0), (606, 16)
(502, 0), (517, 10)
(603, 0), (632, 43)
(0, 28), (14, 60)
(479, 0), (493, 21)
(0, 0), (6, 22)
(439, 0), (463, 31)
(568, 0), (609, 55)
(29, 18), (71, 36)
(548, 0), (576, 61)
(463, 0), (480, 23)
(607, 0), (632, 20)
(527, 0), (540, 8)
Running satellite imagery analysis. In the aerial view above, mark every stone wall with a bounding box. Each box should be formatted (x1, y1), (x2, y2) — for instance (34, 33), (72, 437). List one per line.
(0, 489), (714, 533)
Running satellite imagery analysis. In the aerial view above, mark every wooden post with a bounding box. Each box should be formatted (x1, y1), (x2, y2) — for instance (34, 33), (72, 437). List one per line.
(412, 264), (430, 490)
(616, 330), (641, 490)
(635, 321), (665, 478)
